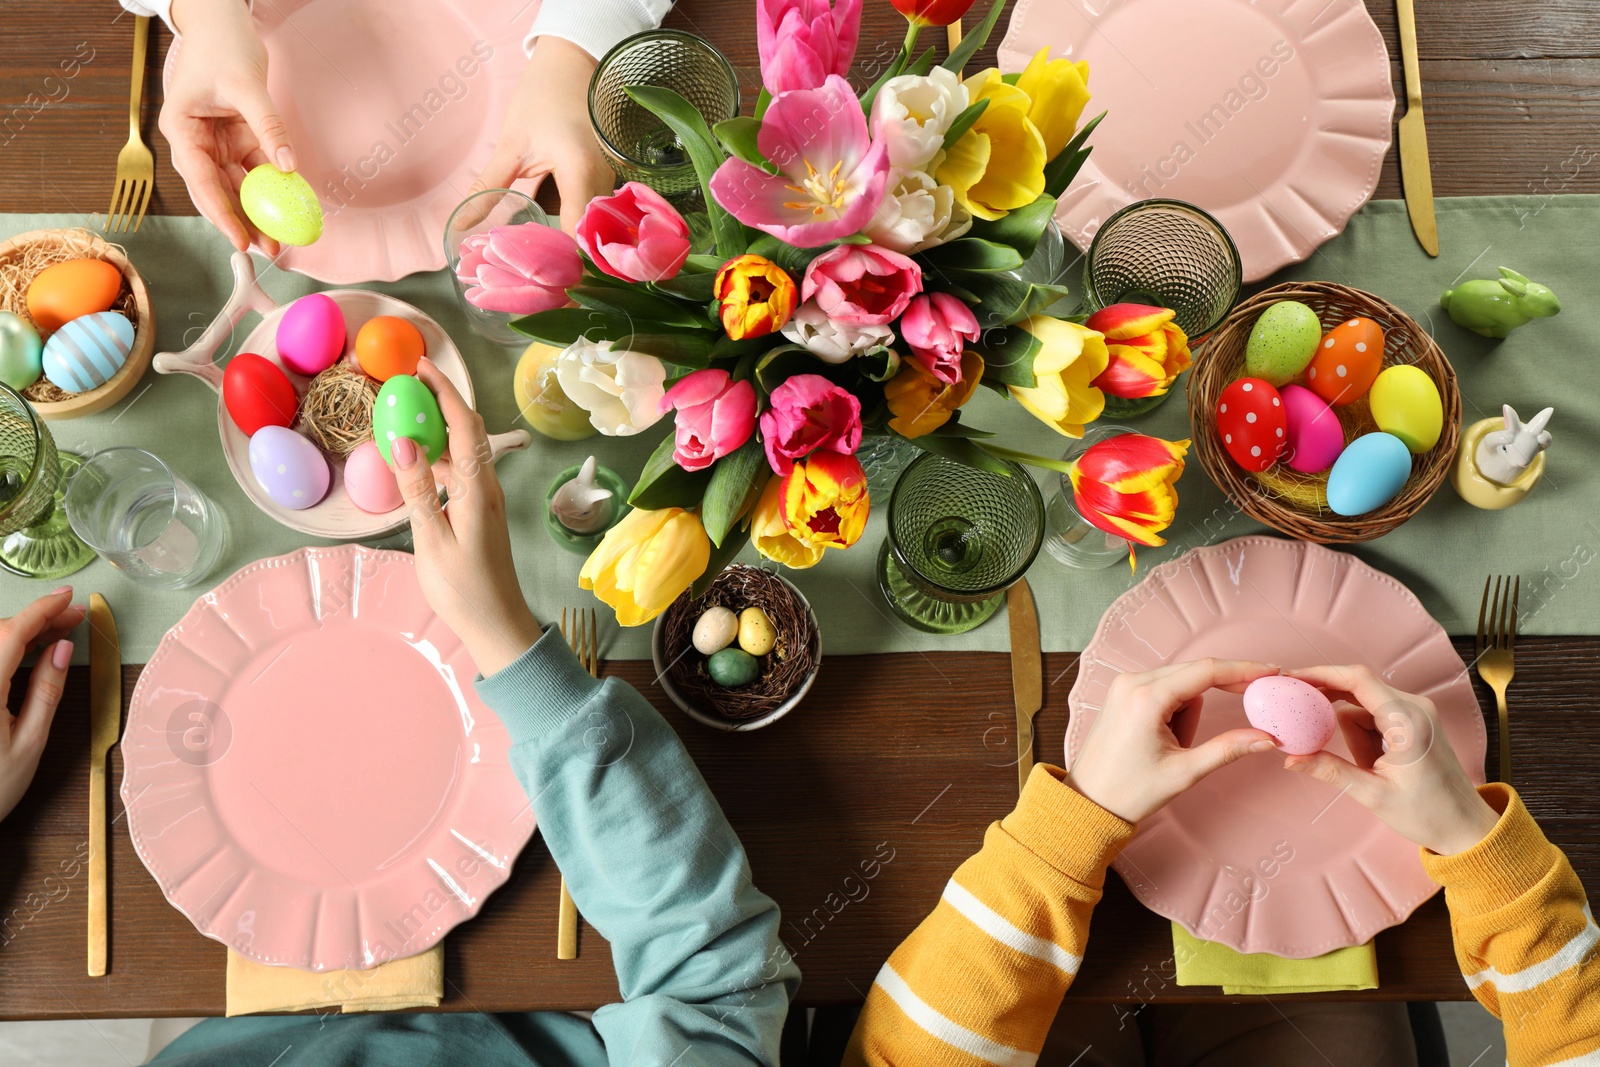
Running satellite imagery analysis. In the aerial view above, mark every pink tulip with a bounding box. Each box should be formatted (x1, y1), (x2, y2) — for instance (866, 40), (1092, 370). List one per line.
(801, 243), (922, 326)
(710, 75), (890, 248)
(899, 292), (980, 384)
(455, 222), (582, 315)
(575, 182), (692, 283)
(659, 369), (758, 472)
(758, 373), (863, 475)
(757, 0), (861, 95)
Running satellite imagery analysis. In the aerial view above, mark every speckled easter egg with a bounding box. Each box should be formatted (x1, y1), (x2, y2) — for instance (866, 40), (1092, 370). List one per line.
(1280, 385), (1344, 474)
(1244, 676), (1337, 755)
(1326, 432), (1412, 516)
(41, 311), (132, 392)
(0, 311), (44, 390)
(707, 647), (760, 687)
(692, 607), (739, 655)
(1368, 365), (1443, 453)
(276, 294), (346, 377)
(25, 258), (121, 332)
(1216, 378), (1285, 472)
(248, 425), (330, 510)
(1306, 317), (1383, 407)
(738, 607), (777, 656)
(372, 374), (446, 465)
(1243, 301), (1321, 386)
(239, 165), (324, 246)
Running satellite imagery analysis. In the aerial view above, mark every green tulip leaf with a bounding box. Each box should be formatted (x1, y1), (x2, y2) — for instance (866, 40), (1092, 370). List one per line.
(920, 236), (1025, 272)
(649, 271), (718, 303)
(744, 235), (825, 280)
(856, 346), (902, 383)
(569, 286), (712, 329)
(713, 116), (776, 174)
(937, 270), (1072, 328)
(941, 0), (1008, 74)
(940, 98), (991, 152)
(509, 307), (636, 346)
(965, 196), (1059, 259)
(700, 437), (769, 548)
(969, 324), (1041, 389)
(629, 432), (713, 510)
(1042, 111), (1105, 199)
(905, 431), (1014, 476)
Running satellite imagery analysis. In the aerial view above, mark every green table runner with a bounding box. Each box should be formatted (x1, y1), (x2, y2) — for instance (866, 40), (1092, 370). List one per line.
(1, 196), (1595, 662)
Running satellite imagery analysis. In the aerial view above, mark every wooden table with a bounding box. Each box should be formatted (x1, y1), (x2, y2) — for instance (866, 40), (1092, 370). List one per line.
(3, 0), (1599, 1021)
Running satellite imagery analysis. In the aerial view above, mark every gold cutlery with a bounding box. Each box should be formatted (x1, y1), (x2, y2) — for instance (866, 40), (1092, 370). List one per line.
(87, 593), (122, 976)
(554, 607), (600, 960)
(106, 15), (154, 234)
(1007, 580), (1041, 793)
(1476, 575), (1518, 786)
(1396, 0), (1438, 256)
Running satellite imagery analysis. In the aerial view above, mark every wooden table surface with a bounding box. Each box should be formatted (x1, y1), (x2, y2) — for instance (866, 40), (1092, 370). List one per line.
(3, 0), (1599, 1021)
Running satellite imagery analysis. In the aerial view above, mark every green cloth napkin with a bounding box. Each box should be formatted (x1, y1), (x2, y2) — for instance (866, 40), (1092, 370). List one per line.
(1172, 922), (1379, 994)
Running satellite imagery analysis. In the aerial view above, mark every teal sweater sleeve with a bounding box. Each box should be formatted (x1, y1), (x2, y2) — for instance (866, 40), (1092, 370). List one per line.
(476, 629), (800, 1066)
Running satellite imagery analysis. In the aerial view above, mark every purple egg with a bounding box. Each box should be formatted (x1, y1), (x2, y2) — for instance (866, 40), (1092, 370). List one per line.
(248, 426), (330, 510)
(1281, 384), (1345, 473)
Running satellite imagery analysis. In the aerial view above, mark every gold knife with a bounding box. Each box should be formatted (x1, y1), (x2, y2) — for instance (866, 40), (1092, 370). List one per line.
(1396, 0), (1438, 256)
(1007, 580), (1042, 793)
(87, 593), (121, 977)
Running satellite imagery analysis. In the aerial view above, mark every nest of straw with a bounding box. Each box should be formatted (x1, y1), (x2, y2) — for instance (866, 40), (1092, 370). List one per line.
(0, 230), (140, 402)
(297, 362), (377, 456)
(659, 565), (820, 722)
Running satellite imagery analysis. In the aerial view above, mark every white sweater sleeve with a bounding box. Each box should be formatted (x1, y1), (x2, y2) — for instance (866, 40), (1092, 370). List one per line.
(118, 0), (176, 33)
(522, 0), (674, 61)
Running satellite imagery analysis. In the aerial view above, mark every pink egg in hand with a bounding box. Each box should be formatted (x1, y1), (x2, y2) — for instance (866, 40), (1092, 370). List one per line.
(343, 440), (403, 514)
(1280, 385), (1345, 473)
(1243, 676), (1338, 755)
(276, 293), (346, 376)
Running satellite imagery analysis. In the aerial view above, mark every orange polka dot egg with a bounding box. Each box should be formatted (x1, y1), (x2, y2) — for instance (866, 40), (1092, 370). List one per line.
(1305, 317), (1383, 407)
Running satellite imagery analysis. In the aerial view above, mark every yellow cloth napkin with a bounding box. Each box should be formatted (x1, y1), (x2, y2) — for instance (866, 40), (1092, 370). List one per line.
(225, 945), (445, 1017)
(1171, 923), (1378, 994)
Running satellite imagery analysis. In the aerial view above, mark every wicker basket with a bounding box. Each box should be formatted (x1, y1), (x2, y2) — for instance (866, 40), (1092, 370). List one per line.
(1188, 281), (1460, 543)
(0, 228), (155, 420)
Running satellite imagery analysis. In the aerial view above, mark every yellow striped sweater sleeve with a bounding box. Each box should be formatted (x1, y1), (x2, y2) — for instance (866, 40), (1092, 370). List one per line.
(1421, 784), (1600, 1067)
(844, 764), (1134, 1067)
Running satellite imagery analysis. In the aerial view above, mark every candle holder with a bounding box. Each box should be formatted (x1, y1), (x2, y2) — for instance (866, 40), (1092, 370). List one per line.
(544, 458), (631, 554)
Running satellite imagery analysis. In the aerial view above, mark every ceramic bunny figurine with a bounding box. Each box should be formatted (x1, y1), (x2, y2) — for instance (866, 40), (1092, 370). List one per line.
(551, 455), (615, 534)
(1440, 267), (1561, 338)
(1475, 405), (1553, 486)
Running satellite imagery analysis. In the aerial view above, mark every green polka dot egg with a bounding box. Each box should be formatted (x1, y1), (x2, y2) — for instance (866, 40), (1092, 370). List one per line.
(239, 165), (324, 246)
(373, 374), (446, 465)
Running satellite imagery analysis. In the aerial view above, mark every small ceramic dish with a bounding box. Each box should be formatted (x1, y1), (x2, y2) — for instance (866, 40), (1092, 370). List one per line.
(0, 228), (155, 420)
(651, 565), (821, 732)
(154, 251), (528, 540)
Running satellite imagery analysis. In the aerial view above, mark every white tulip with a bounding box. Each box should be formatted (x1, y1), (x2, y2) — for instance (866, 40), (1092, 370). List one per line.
(865, 168), (973, 254)
(781, 302), (895, 364)
(870, 67), (970, 171)
(554, 337), (668, 436)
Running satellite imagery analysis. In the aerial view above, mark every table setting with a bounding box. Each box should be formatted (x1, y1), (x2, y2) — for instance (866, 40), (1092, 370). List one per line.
(0, 0), (1598, 1033)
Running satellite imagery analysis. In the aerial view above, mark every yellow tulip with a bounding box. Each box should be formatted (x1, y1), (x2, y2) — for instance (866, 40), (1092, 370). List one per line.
(750, 475), (825, 570)
(884, 350), (984, 438)
(1015, 48), (1091, 160)
(579, 507), (710, 625)
(1007, 316), (1109, 437)
(781, 452), (870, 552)
(936, 71), (1046, 222)
(714, 254), (798, 340)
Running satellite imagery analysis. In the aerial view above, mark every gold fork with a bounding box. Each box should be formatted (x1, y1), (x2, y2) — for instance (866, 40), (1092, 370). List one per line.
(106, 15), (154, 234)
(1476, 575), (1519, 786)
(554, 607), (600, 960)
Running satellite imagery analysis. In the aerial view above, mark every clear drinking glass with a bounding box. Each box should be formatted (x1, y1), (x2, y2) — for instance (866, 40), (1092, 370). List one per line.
(65, 448), (226, 588)
(444, 188), (553, 347)
(1083, 198), (1242, 339)
(1043, 424), (1135, 570)
(0, 383), (94, 578)
(588, 30), (740, 202)
(877, 454), (1045, 635)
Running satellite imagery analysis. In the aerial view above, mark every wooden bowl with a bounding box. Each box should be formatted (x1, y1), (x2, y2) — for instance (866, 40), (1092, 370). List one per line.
(0, 228), (155, 420)
(1188, 281), (1461, 543)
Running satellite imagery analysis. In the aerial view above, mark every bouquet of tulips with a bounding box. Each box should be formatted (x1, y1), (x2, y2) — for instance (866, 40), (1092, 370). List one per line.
(502, 0), (1193, 624)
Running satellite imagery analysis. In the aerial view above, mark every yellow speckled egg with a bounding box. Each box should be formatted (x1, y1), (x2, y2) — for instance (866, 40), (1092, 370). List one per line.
(1306, 317), (1383, 407)
(239, 165), (324, 246)
(738, 607), (776, 656)
(1368, 365), (1443, 453)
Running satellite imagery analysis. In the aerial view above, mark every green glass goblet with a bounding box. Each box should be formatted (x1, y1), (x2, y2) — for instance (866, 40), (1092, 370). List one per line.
(1083, 197), (1241, 340)
(877, 454), (1045, 635)
(0, 383), (94, 578)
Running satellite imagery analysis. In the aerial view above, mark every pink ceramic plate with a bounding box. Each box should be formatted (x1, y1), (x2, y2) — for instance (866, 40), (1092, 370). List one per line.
(164, 0), (537, 283)
(1067, 537), (1484, 958)
(122, 546), (537, 971)
(998, 0), (1393, 281)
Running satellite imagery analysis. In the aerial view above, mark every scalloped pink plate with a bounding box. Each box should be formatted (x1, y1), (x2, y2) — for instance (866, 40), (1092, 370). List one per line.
(164, 0), (537, 283)
(1067, 537), (1484, 958)
(121, 546), (537, 971)
(998, 0), (1394, 282)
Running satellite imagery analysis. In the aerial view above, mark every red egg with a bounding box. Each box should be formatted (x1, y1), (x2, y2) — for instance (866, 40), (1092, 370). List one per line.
(1216, 377), (1286, 472)
(1306, 317), (1383, 407)
(224, 353), (299, 436)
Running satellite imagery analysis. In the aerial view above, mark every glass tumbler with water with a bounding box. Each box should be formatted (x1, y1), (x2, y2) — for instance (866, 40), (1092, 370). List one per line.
(65, 448), (226, 588)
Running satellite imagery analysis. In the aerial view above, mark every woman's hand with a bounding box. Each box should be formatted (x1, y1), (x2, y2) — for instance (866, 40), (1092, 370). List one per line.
(1066, 659), (1280, 823)
(389, 359), (543, 678)
(1, 588), (84, 823)
(161, 0), (296, 254)
(472, 36), (616, 233)
(1282, 664), (1500, 855)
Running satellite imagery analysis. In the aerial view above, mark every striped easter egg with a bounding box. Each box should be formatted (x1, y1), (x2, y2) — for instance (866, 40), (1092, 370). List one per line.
(42, 311), (134, 392)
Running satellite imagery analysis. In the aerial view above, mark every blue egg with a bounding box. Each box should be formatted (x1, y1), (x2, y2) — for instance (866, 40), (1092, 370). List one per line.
(1326, 432), (1413, 516)
(41, 311), (133, 392)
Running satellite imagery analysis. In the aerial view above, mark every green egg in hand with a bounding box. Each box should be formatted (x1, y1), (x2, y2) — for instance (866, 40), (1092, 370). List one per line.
(373, 374), (447, 466)
(239, 165), (324, 246)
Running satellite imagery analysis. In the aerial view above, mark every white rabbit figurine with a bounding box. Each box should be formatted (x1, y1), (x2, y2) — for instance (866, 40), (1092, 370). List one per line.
(551, 455), (616, 534)
(1475, 405), (1553, 487)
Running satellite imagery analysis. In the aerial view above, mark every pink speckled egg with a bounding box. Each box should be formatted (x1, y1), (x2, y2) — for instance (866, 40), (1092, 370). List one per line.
(1280, 385), (1345, 474)
(276, 293), (346, 377)
(1243, 676), (1338, 755)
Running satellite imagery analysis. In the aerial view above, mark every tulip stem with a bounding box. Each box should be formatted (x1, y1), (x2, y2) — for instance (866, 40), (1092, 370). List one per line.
(978, 442), (1075, 475)
(900, 21), (922, 74)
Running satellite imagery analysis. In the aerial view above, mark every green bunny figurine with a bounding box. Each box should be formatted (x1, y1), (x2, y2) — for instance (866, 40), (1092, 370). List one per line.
(1440, 267), (1561, 338)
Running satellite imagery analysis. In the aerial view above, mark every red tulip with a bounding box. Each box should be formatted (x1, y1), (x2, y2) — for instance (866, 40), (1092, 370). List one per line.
(890, 0), (978, 28)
